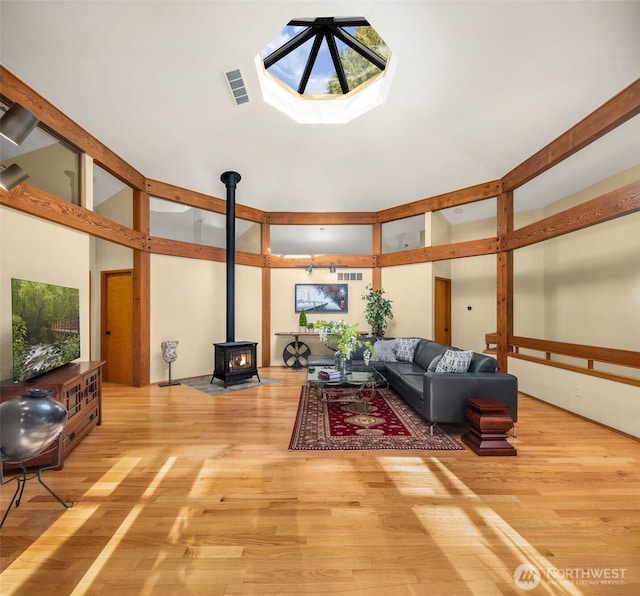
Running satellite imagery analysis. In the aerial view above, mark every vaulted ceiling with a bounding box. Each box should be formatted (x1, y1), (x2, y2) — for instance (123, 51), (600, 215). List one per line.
(1, 1), (639, 219)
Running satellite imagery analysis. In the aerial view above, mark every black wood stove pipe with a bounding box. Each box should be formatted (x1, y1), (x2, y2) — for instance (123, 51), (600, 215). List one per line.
(220, 171), (241, 343)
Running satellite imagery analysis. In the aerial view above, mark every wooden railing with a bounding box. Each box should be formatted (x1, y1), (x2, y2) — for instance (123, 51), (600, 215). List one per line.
(485, 333), (640, 387)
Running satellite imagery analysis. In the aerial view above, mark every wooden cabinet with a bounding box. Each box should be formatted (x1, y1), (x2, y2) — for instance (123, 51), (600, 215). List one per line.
(0, 361), (104, 470)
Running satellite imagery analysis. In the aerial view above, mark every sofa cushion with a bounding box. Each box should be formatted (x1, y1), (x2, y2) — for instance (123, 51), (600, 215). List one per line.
(427, 354), (443, 372)
(413, 340), (447, 370)
(395, 338), (421, 362)
(372, 339), (398, 362)
(385, 361), (425, 377)
(435, 349), (473, 373)
(468, 353), (498, 372)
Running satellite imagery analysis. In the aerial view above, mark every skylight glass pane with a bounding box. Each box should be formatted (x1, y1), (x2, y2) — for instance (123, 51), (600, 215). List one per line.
(307, 37), (334, 94)
(261, 17), (390, 97)
(266, 35), (314, 92)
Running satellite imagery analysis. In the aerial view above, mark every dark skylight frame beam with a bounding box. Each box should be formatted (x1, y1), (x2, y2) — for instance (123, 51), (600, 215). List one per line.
(263, 16), (388, 96)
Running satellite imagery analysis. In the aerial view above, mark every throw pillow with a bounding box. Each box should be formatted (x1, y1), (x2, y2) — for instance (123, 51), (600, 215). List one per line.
(427, 354), (443, 372)
(395, 338), (421, 362)
(373, 339), (397, 362)
(435, 349), (473, 373)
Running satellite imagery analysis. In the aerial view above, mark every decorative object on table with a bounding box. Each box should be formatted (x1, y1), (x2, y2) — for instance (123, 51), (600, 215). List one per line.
(295, 283), (348, 313)
(159, 340), (181, 387)
(314, 319), (373, 377)
(298, 309), (307, 331)
(361, 283), (393, 336)
(289, 385), (464, 451)
(317, 367), (341, 381)
(275, 332), (313, 369)
(0, 388), (74, 528)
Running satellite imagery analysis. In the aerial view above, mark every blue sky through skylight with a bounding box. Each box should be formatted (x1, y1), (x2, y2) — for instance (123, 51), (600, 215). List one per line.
(261, 25), (360, 95)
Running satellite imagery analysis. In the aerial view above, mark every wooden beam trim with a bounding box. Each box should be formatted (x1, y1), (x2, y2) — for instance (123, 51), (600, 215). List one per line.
(502, 180), (640, 251)
(509, 353), (640, 388)
(1, 185), (146, 250)
(379, 237), (499, 266)
(377, 180), (502, 223)
(148, 237), (265, 266)
(0, 66), (145, 190)
(145, 178), (267, 223)
(510, 336), (640, 368)
(266, 255), (375, 269)
(502, 78), (640, 191)
(261, 268), (271, 368)
(266, 212), (377, 225)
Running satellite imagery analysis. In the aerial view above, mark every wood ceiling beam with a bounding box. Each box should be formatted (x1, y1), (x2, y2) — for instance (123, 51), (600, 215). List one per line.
(0, 65), (146, 191)
(502, 78), (640, 191)
(266, 212), (377, 225)
(376, 181), (502, 223)
(502, 180), (640, 251)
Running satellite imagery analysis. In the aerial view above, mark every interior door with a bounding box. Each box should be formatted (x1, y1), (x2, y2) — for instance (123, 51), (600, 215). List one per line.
(434, 277), (451, 345)
(101, 270), (133, 384)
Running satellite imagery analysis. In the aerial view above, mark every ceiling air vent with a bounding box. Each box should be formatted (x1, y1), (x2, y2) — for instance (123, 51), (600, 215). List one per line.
(225, 68), (249, 106)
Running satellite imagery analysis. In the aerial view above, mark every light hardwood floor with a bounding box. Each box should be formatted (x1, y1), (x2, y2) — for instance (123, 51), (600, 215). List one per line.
(1, 367), (638, 595)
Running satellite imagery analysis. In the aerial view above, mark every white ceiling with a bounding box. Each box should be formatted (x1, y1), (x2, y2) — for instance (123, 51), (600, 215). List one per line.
(1, 0), (639, 223)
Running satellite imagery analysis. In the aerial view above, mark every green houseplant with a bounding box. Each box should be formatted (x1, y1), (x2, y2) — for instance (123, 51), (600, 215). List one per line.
(298, 309), (307, 331)
(314, 320), (373, 373)
(361, 284), (393, 336)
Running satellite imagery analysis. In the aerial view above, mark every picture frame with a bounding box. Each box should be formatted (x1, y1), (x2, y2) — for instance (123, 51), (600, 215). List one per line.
(295, 283), (348, 313)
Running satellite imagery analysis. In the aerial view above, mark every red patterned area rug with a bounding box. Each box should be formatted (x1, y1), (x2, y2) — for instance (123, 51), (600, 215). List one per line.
(289, 385), (464, 451)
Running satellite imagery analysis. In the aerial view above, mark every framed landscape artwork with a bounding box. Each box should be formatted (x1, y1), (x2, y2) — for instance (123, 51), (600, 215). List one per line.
(295, 284), (348, 313)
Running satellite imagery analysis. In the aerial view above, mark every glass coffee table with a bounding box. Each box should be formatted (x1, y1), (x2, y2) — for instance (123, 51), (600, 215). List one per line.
(306, 368), (386, 413)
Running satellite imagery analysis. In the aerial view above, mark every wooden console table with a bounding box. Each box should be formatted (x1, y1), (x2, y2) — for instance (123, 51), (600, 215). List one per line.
(0, 361), (104, 470)
(275, 332), (318, 369)
(461, 397), (517, 456)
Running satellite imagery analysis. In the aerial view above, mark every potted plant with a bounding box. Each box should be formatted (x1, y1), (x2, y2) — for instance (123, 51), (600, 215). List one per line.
(298, 309), (307, 331)
(361, 284), (393, 336)
(314, 319), (373, 374)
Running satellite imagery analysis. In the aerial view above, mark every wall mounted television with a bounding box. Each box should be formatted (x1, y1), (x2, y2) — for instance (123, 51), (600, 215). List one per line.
(11, 278), (81, 382)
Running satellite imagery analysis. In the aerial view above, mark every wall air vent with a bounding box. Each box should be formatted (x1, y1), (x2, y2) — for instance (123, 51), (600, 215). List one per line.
(337, 272), (363, 281)
(225, 68), (249, 106)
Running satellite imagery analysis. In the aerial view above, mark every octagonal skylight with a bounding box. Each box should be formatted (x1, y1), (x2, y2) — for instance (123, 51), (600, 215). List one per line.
(256, 16), (396, 123)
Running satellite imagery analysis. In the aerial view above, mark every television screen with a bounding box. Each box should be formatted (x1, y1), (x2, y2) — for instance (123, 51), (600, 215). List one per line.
(11, 278), (81, 382)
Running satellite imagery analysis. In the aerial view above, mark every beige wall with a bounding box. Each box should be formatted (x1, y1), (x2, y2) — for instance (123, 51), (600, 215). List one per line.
(382, 263), (433, 339)
(270, 268), (373, 365)
(510, 358), (639, 438)
(149, 256), (262, 383)
(510, 166), (640, 437)
(0, 206), (90, 380)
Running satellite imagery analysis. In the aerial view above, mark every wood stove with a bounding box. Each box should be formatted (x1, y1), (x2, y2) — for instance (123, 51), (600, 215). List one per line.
(211, 341), (259, 387)
(211, 171), (260, 387)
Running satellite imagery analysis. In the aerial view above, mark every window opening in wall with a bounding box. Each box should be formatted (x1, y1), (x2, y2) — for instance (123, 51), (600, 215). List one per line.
(93, 164), (132, 227)
(381, 215), (425, 253)
(270, 224), (373, 256)
(149, 197), (259, 251)
(1, 103), (80, 204)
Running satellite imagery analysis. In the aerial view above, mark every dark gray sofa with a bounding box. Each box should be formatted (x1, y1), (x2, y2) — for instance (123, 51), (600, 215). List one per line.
(308, 337), (518, 431)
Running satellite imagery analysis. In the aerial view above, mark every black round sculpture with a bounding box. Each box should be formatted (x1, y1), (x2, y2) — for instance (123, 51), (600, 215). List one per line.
(0, 388), (73, 528)
(0, 389), (68, 461)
